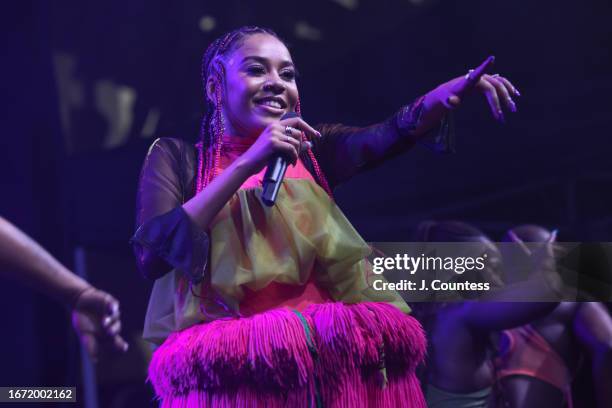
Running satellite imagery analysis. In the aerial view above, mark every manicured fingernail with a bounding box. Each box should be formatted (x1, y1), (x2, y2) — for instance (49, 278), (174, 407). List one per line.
(316, 131), (321, 138)
(508, 99), (517, 112)
(514, 88), (521, 97)
(498, 110), (506, 124)
(305, 141), (313, 149)
(103, 317), (111, 327)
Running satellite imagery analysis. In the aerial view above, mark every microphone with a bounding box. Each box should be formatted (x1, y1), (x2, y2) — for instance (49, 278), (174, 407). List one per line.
(261, 111), (299, 206)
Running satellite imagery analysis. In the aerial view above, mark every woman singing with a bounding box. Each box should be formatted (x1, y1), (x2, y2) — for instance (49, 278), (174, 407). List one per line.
(131, 26), (519, 407)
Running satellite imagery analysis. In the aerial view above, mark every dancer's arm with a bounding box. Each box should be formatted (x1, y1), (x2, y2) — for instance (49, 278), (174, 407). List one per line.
(0, 216), (88, 306)
(455, 301), (558, 332)
(0, 217), (128, 359)
(459, 237), (560, 331)
(574, 302), (612, 408)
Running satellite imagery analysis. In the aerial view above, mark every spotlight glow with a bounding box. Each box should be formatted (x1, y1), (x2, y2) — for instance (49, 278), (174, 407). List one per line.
(199, 16), (216, 32)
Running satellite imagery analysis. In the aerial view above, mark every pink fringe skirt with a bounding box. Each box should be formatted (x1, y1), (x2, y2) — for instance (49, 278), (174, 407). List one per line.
(148, 302), (426, 408)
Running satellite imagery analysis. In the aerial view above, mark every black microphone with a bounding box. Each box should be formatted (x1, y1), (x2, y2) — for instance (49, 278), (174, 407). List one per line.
(261, 111), (299, 206)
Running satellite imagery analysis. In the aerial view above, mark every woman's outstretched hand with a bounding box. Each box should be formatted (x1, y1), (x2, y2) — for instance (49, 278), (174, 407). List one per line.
(242, 117), (321, 174)
(71, 287), (128, 363)
(426, 56), (520, 124)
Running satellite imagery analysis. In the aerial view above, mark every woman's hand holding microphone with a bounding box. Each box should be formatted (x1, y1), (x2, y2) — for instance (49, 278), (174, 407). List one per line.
(241, 116), (321, 175)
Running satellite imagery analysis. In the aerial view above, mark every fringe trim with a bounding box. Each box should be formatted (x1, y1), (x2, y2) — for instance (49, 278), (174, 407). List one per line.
(149, 302), (426, 407)
(159, 386), (313, 408)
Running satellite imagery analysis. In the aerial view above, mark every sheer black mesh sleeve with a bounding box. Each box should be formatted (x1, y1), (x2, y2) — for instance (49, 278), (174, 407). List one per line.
(130, 138), (208, 283)
(311, 96), (454, 189)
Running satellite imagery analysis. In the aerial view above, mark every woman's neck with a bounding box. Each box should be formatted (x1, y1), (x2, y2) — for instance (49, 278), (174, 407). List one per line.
(220, 133), (256, 153)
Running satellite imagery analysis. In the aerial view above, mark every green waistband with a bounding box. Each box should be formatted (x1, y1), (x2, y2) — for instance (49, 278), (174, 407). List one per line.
(292, 309), (323, 408)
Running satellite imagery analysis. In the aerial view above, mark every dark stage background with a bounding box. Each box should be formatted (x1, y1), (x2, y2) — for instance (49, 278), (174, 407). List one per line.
(1, 0), (611, 406)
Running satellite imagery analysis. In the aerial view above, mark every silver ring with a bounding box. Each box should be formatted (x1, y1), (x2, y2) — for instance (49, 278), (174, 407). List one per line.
(465, 69), (475, 81)
(284, 126), (297, 144)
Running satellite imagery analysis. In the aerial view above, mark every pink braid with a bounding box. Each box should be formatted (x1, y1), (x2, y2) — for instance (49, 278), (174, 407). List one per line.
(296, 98), (333, 198)
(195, 141), (204, 194)
(197, 74), (226, 194)
(212, 84), (224, 182)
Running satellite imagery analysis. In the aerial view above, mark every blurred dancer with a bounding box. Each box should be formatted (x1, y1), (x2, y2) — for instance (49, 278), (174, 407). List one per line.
(0, 216), (128, 361)
(496, 225), (612, 408)
(132, 26), (520, 406)
(412, 221), (559, 408)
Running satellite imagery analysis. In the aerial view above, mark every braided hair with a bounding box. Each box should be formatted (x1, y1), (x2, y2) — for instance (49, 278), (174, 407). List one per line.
(196, 26), (332, 197)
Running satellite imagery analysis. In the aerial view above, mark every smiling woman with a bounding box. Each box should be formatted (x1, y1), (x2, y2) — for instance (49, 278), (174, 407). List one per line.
(214, 33), (299, 139)
(130, 25), (520, 407)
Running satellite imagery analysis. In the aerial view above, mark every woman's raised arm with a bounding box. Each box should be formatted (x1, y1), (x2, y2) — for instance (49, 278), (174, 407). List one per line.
(311, 56), (520, 188)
